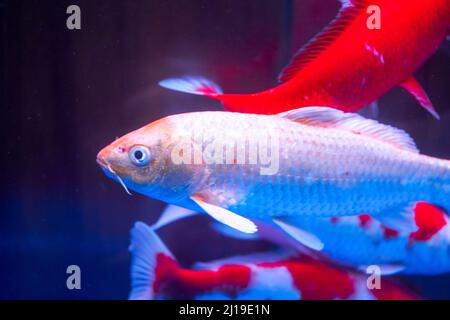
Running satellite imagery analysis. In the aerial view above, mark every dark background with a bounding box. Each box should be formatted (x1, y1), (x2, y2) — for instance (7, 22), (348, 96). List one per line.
(1, 0), (449, 299)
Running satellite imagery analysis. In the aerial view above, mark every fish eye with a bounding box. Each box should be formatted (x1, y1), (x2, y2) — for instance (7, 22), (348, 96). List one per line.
(129, 145), (151, 166)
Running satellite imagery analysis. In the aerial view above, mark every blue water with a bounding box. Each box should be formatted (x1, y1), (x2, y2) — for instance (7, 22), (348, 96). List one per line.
(1, 0), (449, 299)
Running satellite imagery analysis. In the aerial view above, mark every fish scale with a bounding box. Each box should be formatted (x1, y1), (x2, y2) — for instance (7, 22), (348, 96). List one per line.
(165, 111), (450, 219)
(98, 109), (450, 227)
(285, 210), (450, 275)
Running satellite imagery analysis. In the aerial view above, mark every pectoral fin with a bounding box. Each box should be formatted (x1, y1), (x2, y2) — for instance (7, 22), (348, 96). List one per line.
(190, 195), (258, 234)
(399, 76), (439, 120)
(210, 222), (260, 240)
(273, 218), (324, 251)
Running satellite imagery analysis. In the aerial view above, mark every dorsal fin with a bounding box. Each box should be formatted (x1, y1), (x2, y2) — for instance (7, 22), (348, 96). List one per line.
(279, 107), (419, 153)
(279, 0), (369, 82)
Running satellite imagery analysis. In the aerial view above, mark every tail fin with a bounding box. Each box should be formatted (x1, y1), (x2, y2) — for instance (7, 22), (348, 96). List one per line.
(159, 76), (223, 97)
(128, 222), (175, 300)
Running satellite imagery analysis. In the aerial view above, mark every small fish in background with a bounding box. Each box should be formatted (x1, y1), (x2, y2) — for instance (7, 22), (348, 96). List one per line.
(97, 108), (450, 250)
(160, 0), (450, 119)
(290, 203), (450, 275)
(128, 222), (420, 300)
(214, 203), (450, 275)
(153, 203), (450, 275)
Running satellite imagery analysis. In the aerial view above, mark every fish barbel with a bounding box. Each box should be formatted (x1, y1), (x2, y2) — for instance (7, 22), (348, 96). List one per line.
(97, 107), (450, 243)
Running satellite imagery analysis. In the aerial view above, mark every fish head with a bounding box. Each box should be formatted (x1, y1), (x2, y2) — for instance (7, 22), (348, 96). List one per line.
(97, 116), (200, 202)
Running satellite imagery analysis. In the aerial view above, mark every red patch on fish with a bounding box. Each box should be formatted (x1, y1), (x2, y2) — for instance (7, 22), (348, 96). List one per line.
(381, 226), (400, 240)
(358, 214), (373, 228)
(330, 217), (340, 224)
(259, 257), (354, 300)
(409, 202), (447, 242)
(153, 254), (251, 299)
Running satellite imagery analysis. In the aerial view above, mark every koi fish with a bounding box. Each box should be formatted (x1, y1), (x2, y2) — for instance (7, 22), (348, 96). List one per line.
(159, 0), (450, 119)
(129, 222), (420, 300)
(310, 203), (450, 275)
(214, 203), (450, 275)
(153, 203), (450, 275)
(97, 107), (450, 250)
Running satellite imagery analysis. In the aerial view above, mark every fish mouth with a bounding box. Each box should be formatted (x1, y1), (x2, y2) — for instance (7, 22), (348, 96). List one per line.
(96, 154), (109, 169)
(96, 152), (133, 196)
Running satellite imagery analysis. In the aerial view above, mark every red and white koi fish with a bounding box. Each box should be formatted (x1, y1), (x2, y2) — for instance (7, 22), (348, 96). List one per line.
(129, 222), (420, 300)
(223, 203), (450, 275)
(153, 203), (450, 275)
(160, 0), (449, 119)
(306, 203), (450, 275)
(97, 108), (450, 250)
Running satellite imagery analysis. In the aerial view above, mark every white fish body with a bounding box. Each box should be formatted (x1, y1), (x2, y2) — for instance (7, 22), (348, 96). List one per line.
(162, 109), (450, 218)
(97, 107), (450, 242)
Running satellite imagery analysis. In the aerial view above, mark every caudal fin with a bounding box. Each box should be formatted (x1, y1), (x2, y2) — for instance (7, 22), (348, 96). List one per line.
(128, 222), (175, 300)
(159, 76), (223, 97)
